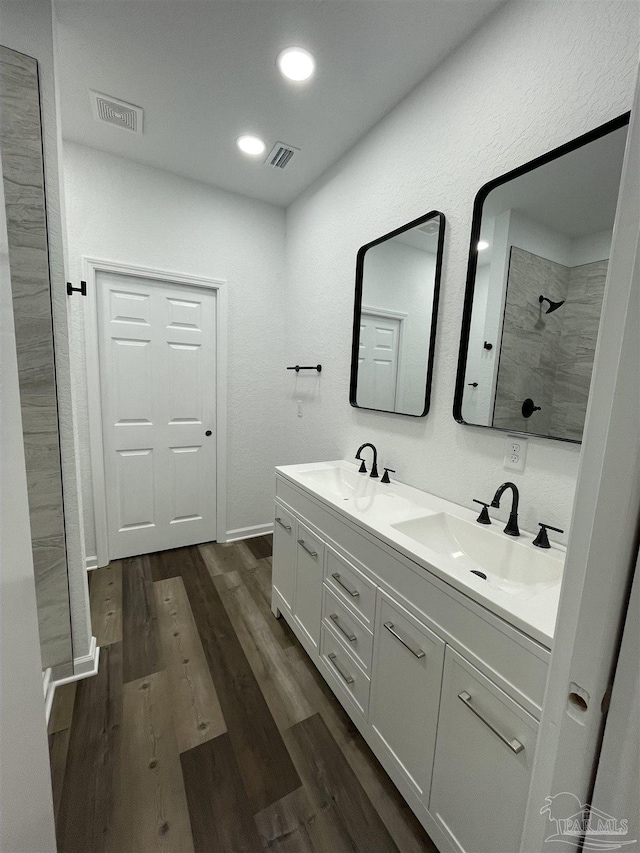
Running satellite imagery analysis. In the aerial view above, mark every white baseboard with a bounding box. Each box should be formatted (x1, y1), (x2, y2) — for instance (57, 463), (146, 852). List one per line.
(225, 522), (273, 543)
(86, 554), (99, 571)
(67, 635), (100, 680)
(44, 638), (101, 724)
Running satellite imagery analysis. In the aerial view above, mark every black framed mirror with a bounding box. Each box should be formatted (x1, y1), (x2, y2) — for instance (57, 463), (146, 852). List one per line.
(350, 211), (445, 417)
(454, 114), (629, 443)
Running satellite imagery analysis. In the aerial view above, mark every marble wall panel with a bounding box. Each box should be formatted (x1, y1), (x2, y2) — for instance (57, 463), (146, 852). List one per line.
(0, 46), (73, 677)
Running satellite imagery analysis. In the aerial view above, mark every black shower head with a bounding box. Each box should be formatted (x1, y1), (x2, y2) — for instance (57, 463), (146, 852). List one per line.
(539, 295), (565, 314)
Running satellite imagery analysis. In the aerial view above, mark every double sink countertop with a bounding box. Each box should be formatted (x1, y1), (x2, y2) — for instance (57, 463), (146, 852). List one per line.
(276, 460), (565, 648)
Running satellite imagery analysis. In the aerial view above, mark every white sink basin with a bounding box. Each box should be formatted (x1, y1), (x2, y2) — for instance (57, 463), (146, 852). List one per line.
(391, 513), (563, 596)
(295, 465), (377, 501)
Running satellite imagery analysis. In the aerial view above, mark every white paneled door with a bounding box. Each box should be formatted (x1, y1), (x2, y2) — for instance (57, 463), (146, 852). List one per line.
(98, 272), (217, 559)
(358, 311), (401, 411)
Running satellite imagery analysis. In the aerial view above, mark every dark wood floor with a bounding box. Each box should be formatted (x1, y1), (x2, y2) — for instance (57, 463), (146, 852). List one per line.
(48, 537), (437, 853)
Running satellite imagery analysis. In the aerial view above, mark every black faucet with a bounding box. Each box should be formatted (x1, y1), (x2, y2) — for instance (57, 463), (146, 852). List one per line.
(355, 443), (379, 478)
(490, 482), (520, 536)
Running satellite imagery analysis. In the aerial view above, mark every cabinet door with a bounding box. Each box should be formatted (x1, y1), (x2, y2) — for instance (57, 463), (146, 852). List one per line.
(293, 521), (325, 650)
(369, 590), (445, 801)
(272, 503), (296, 612)
(430, 647), (539, 853)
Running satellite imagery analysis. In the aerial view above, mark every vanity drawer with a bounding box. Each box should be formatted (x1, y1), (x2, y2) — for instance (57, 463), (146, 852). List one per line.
(320, 624), (370, 716)
(322, 584), (373, 674)
(325, 547), (377, 628)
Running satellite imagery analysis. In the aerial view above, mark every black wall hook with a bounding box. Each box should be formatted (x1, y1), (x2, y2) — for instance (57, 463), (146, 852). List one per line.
(67, 280), (87, 297)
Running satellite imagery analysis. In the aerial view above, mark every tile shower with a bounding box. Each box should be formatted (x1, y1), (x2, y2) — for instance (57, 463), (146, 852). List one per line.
(493, 246), (607, 441)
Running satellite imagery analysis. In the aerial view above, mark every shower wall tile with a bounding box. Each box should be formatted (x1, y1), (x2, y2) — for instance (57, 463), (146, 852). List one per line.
(493, 247), (606, 443)
(493, 247), (568, 436)
(550, 260), (607, 441)
(0, 46), (73, 677)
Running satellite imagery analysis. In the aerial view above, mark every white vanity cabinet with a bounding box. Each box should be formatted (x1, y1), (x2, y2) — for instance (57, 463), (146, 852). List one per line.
(369, 590), (445, 802)
(271, 473), (550, 853)
(429, 648), (539, 853)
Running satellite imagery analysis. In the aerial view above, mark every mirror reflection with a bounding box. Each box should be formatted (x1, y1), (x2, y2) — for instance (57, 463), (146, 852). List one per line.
(350, 211), (445, 417)
(455, 116), (628, 442)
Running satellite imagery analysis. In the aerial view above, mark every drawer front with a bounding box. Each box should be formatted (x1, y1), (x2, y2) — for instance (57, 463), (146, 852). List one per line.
(369, 590), (445, 801)
(325, 547), (377, 628)
(320, 624), (370, 716)
(430, 647), (539, 853)
(293, 521), (325, 650)
(272, 502), (296, 612)
(322, 584), (373, 674)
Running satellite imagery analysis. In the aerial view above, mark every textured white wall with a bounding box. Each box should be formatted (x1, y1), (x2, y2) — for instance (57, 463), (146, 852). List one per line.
(63, 142), (287, 549)
(283, 0), (639, 543)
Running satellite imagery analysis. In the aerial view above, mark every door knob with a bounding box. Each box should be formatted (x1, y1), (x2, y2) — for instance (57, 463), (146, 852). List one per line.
(205, 430), (212, 436)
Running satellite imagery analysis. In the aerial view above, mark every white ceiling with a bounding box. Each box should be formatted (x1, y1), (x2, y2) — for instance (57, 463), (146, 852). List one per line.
(53, 0), (505, 207)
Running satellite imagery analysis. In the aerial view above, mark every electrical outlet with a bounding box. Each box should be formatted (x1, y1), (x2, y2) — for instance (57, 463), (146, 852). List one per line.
(504, 436), (527, 472)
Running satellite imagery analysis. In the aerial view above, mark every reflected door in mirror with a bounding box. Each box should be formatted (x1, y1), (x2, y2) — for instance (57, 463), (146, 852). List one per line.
(358, 311), (402, 410)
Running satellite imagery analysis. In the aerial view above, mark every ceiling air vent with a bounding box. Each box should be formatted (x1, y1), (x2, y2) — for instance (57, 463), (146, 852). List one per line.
(265, 142), (299, 169)
(90, 91), (143, 134)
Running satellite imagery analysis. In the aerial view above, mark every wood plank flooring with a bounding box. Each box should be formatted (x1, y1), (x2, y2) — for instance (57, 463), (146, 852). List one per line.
(50, 536), (437, 853)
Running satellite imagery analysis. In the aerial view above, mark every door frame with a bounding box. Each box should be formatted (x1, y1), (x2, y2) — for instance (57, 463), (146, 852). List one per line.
(361, 305), (407, 410)
(82, 257), (228, 568)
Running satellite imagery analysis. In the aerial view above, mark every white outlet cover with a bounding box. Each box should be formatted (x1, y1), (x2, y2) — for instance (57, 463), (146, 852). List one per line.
(504, 436), (527, 472)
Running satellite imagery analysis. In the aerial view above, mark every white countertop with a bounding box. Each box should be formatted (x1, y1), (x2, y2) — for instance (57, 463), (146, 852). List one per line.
(276, 460), (564, 648)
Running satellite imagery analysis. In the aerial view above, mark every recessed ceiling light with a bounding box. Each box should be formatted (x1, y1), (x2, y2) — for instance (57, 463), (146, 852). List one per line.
(477, 241), (489, 251)
(277, 47), (315, 82)
(237, 135), (266, 156)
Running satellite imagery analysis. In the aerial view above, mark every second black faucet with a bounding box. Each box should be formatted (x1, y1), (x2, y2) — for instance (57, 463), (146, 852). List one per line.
(490, 481), (520, 536)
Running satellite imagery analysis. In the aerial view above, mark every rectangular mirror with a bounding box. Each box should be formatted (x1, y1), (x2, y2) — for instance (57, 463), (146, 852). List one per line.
(350, 211), (445, 417)
(454, 114), (629, 443)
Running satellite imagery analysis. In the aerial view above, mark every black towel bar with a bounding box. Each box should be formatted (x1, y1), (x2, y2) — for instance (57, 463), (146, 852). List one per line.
(287, 364), (322, 373)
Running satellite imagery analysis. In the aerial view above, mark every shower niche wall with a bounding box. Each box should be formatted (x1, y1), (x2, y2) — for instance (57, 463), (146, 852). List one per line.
(0, 46), (73, 677)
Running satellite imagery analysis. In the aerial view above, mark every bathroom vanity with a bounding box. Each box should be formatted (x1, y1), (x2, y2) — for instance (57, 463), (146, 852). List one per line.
(271, 461), (564, 853)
